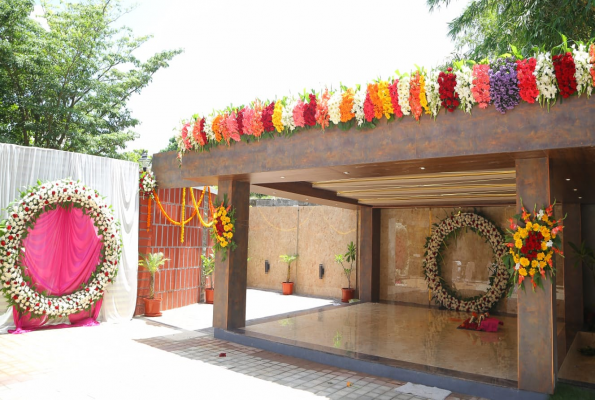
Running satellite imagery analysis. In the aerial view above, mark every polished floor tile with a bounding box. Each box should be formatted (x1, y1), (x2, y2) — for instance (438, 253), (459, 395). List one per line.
(244, 302), (518, 381)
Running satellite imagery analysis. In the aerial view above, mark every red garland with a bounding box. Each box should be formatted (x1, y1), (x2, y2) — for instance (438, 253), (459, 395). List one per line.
(192, 119), (205, 146)
(363, 90), (375, 122)
(199, 118), (207, 145)
(236, 108), (244, 136)
(388, 80), (403, 118)
(437, 67), (460, 112)
(552, 52), (577, 98)
(516, 58), (539, 103)
(261, 102), (275, 132)
(304, 94), (317, 126)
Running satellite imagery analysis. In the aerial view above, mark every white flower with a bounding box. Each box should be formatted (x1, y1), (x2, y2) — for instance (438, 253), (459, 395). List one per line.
(397, 77), (411, 115)
(534, 52), (558, 103)
(547, 240), (553, 248)
(537, 210), (544, 219)
(282, 99), (297, 131)
(352, 89), (366, 126)
(573, 44), (592, 97)
(454, 65), (475, 113)
(425, 71), (441, 117)
(515, 263), (521, 270)
(204, 115), (215, 140)
(328, 92), (342, 125)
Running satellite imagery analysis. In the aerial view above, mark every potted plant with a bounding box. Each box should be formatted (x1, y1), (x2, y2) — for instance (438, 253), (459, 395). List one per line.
(335, 241), (356, 302)
(139, 252), (169, 317)
(201, 253), (215, 304)
(280, 254), (298, 295)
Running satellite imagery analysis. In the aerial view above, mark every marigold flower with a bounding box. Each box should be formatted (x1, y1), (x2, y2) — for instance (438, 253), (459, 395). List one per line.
(377, 81), (394, 119)
(520, 257), (530, 267)
(367, 83), (383, 120)
(519, 268), (528, 277)
(339, 89), (355, 122)
(212, 115), (223, 142)
(515, 239), (523, 249)
(272, 101), (284, 132)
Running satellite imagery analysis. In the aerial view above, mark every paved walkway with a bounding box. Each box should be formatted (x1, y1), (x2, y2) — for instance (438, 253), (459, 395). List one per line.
(0, 290), (486, 400)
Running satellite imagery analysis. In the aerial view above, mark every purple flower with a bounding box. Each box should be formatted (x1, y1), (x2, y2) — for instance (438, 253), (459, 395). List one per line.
(489, 57), (520, 114)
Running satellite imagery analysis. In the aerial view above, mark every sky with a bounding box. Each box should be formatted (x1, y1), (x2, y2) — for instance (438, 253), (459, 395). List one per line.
(107, 0), (469, 155)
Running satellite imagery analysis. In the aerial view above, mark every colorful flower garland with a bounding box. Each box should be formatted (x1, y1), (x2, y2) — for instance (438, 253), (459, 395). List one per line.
(503, 204), (564, 292)
(423, 213), (509, 313)
(175, 42), (595, 161)
(211, 194), (236, 260)
(139, 170), (157, 230)
(0, 179), (122, 318)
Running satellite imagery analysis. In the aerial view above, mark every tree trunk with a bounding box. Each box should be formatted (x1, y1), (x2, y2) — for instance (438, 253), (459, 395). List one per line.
(149, 273), (155, 299)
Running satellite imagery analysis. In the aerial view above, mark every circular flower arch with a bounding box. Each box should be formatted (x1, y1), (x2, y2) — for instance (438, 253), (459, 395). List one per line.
(0, 179), (122, 318)
(424, 213), (509, 313)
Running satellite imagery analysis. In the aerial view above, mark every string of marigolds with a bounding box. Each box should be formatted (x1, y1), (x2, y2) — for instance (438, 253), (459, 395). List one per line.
(175, 40), (595, 162)
(503, 203), (564, 292)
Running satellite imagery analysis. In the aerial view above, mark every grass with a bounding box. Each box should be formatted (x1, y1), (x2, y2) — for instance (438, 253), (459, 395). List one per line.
(550, 383), (595, 399)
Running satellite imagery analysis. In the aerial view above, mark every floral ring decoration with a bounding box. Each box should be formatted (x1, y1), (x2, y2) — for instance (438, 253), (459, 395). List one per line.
(503, 204), (563, 292)
(211, 194), (236, 261)
(0, 179), (122, 318)
(423, 213), (509, 313)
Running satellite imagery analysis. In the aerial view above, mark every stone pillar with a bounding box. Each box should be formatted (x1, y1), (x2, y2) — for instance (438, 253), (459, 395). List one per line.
(516, 157), (557, 394)
(563, 203), (583, 345)
(358, 206), (380, 302)
(213, 179), (250, 330)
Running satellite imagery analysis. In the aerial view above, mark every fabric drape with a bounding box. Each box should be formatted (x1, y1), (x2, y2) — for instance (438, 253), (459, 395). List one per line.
(0, 144), (138, 333)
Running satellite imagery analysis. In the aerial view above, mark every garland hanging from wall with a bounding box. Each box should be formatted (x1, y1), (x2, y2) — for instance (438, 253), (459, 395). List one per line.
(423, 212), (509, 313)
(174, 40), (595, 162)
(0, 179), (122, 318)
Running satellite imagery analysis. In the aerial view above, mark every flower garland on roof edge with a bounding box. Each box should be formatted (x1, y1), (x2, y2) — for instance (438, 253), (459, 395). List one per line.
(0, 179), (122, 318)
(503, 203), (564, 292)
(175, 39), (595, 163)
(423, 212), (509, 313)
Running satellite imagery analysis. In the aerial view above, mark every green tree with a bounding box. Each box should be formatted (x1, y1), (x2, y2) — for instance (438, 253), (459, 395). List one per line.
(0, 0), (182, 158)
(427, 0), (595, 59)
(160, 136), (178, 152)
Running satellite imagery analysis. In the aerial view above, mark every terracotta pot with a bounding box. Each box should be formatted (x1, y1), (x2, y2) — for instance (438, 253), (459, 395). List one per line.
(205, 288), (214, 304)
(282, 282), (294, 295)
(341, 288), (355, 303)
(143, 297), (162, 317)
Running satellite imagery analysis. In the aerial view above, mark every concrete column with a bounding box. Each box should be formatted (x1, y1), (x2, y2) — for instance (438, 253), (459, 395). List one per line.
(213, 179), (250, 330)
(357, 206), (380, 302)
(516, 157), (557, 394)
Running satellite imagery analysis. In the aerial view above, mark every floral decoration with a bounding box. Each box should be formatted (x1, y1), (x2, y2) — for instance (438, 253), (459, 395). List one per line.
(503, 204), (564, 292)
(0, 179), (122, 318)
(174, 41), (595, 161)
(423, 213), (509, 312)
(139, 170), (157, 199)
(211, 194), (236, 260)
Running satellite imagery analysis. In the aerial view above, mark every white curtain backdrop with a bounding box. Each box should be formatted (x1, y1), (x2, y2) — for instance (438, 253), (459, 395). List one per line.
(0, 143), (139, 333)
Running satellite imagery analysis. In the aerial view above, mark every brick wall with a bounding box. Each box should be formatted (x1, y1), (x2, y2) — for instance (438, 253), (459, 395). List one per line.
(136, 187), (212, 316)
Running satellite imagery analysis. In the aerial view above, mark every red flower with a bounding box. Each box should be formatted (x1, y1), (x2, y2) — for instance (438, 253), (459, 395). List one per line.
(516, 58), (539, 103)
(363, 90), (375, 122)
(389, 80), (403, 118)
(261, 102), (276, 132)
(438, 68), (460, 112)
(303, 94), (317, 126)
(553, 52), (577, 98)
(236, 108), (244, 136)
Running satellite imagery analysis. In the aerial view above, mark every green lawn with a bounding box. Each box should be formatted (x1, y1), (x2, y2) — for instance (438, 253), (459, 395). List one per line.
(550, 383), (595, 400)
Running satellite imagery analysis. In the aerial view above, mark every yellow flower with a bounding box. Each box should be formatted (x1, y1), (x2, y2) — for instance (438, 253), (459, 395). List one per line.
(513, 255), (520, 264)
(520, 257), (530, 267)
(529, 268), (536, 277)
(532, 223), (540, 232)
(224, 224), (231, 232)
(513, 232), (521, 241)
(515, 239), (523, 249)
(227, 232), (233, 239)
(531, 259), (538, 268)
(541, 214), (549, 222)
(221, 241), (228, 247)
(545, 253), (552, 262)
(519, 268), (528, 276)
(537, 252), (545, 260)
(541, 241), (548, 251)
(221, 209), (227, 217)
(519, 228), (528, 239)
(526, 222), (533, 231)
(540, 226), (549, 236)
(509, 248), (515, 255)
(539, 261), (547, 269)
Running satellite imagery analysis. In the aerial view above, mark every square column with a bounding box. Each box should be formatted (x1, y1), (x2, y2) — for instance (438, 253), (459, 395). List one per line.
(213, 179), (250, 330)
(516, 157), (557, 394)
(357, 206), (380, 302)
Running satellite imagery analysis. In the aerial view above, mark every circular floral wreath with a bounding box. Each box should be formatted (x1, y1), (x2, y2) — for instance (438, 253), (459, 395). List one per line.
(0, 179), (122, 318)
(424, 213), (509, 313)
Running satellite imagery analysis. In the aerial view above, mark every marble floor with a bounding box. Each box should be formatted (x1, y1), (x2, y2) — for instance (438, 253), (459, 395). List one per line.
(559, 331), (595, 386)
(242, 302), (518, 384)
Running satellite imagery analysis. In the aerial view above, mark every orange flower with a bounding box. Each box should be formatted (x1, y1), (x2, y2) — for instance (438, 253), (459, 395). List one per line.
(212, 115), (223, 142)
(251, 101), (264, 138)
(340, 89), (355, 122)
(367, 83), (383, 119)
(377, 80), (394, 119)
(409, 72), (423, 121)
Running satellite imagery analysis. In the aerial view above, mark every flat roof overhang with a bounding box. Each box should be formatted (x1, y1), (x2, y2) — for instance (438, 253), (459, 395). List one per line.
(153, 96), (595, 208)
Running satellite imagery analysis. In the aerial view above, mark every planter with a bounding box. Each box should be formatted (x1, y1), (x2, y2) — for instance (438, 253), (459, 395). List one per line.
(282, 282), (294, 295)
(341, 288), (355, 303)
(143, 297), (162, 317)
(205, 288), (214, 304)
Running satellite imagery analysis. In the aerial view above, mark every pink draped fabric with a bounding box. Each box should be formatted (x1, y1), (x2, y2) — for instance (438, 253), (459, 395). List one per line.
(10, 207), (103, 334)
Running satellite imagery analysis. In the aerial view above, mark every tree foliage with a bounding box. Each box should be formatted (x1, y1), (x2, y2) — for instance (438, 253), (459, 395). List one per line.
(428, 0), (595, 59)
(0, 0), (182, 158)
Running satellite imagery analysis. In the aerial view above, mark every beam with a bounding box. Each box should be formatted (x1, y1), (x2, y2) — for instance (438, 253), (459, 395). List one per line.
(358, 206), (380, 302)
(252, 181), (359, 209)
(213, 178), (250, 330)
(516, 157), (557, 394)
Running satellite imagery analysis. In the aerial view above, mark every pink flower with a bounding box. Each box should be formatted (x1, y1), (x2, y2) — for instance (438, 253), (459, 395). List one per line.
(293, 100), (306, 127)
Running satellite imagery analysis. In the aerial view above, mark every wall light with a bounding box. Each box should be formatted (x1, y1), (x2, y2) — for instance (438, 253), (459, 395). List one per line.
(319, 264), (325, 279)
(265, 260), (270, 274)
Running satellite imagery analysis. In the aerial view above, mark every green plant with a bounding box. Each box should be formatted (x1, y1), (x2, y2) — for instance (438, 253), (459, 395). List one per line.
(201, 254), (215, 289)
(569, 241), (595, 283)
(280, 254), (298, 283)
(335, 241), (357, 289)
(138, 252), (170, 299)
